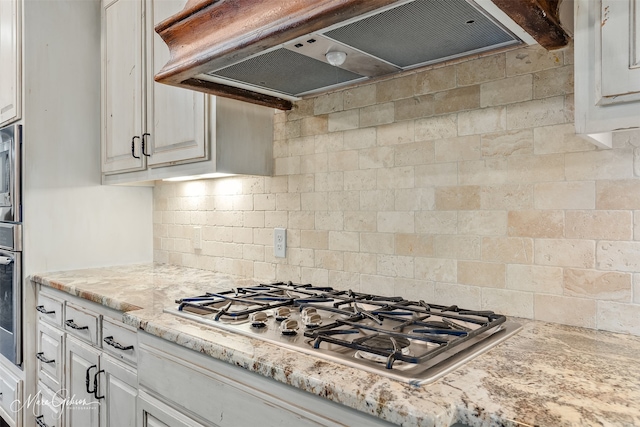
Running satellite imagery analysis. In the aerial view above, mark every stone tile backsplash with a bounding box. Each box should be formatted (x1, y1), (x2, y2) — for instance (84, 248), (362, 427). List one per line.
(153, 42), (640, 336)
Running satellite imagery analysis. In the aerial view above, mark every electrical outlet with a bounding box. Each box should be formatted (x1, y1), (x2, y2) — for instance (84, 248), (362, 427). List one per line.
(193, 227), (202, 250)
(274, 228), (286, 258)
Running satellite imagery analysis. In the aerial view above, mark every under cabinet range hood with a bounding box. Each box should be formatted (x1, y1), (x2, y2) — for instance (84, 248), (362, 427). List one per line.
(155, 0), (539, 110)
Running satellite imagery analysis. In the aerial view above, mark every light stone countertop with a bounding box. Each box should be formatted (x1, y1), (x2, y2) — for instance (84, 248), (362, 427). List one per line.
(31, 263), (640, 427)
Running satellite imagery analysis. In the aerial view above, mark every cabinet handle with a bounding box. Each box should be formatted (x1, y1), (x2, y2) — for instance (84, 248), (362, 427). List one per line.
(131, 135), (141, 159)
(36, 352), (55, 364)
(93, 370), (105, 400)
(85, 364), (97, 394)
(65, 319), (88, 330)
(36, 415), (51, 427)
(103, 336), (134, 351)
(36, 305), (55, 314)
(141, 133), (151, 157)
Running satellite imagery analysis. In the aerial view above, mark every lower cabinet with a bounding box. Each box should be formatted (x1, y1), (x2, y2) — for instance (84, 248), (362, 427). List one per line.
(0, 363), (22, 427)
(138, 391), (206, 427)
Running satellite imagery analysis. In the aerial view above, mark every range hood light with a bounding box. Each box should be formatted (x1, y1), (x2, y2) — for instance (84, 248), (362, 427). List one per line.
(162, 173), (236, 182)
(325, 51), (347, 66)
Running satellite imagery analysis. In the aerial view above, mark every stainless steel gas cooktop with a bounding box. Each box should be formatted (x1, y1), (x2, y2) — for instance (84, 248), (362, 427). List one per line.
(166, 282), (521, 385)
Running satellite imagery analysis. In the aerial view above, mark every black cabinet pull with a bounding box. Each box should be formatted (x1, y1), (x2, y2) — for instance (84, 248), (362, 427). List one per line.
(131, 135), (141, 159)
(36, 305), (55, 314)
(65, 319), (88, 330)
(35, 415), (51, 427)
(93, 370), (105, 400)
(36, 352), (55, 364)
(103, 336), (134, 351)
(85, 364), (97, 394)
(141, 133), (151, 157)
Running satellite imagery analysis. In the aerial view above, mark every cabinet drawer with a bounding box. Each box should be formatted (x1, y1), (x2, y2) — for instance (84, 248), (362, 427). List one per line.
(0, 363), (21, 427)
(102, 317), (137, 366)
(64, 303), (100, 345)
(37, 292), (64, 327)
(36, 382), (64, 427)
(37, 320), (64, 391)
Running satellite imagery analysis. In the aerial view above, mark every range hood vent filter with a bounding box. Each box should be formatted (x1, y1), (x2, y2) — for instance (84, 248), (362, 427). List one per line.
(324, 0), (518, 68)
(209, 48), (363, 97)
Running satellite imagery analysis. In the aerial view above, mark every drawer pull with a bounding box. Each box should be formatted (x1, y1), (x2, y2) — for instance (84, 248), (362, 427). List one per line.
(93, 370), (105, 400)
(36, 415), (51, 427)
(65, 319), (88, 330)
(103, 336), (134, 351)
(85, 365), (97, 394)
(36, 352), (55, 364)
(36, 305), (55, 314)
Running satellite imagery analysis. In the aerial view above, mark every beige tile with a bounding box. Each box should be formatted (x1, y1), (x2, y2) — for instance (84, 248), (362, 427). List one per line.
(395, 233), (435, 257)
(563, 94), (575, 123)
(565, 148), (634, 181)
(361, 233), (394, 254)
(633, 274), (640, 303)
(343, 252), (377, 274)
(285, 120), (301, 139)
(288, 211), (315, 229)
(458, 158), (508, 186)
(635, 211), (640, 241)
(508, 210), (564, 238)
(458, 210), (507, 236)
(243, 244), (264, 262)
(300, 152), (328, 174)
(300, 230), (328, 250)
(533, 65), (574, 99)
(315, 132), (344, 153)
(533, 123), (596, 154)
(415, 114), (458, 141)
(435, 186), (481, 210)
(377, 167), (414, 189)
(435, 135), (482, 163)
(314, 250), (343, 270)
(480, 184), (534, 210)
(415, 257), (457, 282)
(360, 102), (395, 127)
(416, 66), (457, 94)
(535, 239), (595, 268)
(506, 264), (563, 294)
(534, 181), (595, 210)
(328, 109), (359, 132)
(457, 54), (505, 85)
(315, 172), (343, 192)
(506, 96), (566, 130)
(481, 129), (534, 157)
(597, 180), (640, 209)
(534, 294), (596, 328)
(358, 147), (395, 169)
(377, 121), (415, 146)
(433, 86), (480, 115)
(506, 45), (563, 76)
(481, 288), (534, 318)
(482, 237), (534, 264)
(329, 270), (361, 291)
(597, 241), (640, 272)
(360, 274), (396, 296)
(301, 268), (329, 287)
(287, 174), (314, 193)
(395, 188), (435, 211)
(480, 74), (533, 107)
(376, 74), (416, 103)
(328, 150), (359, 172)
(264, 211), (287, 228)
(394, 278), (435, 302)
(458, 107), (506, 136)
(328, 231), (359, 252)
(415, 163), (458, 187)
(395, 140), (435, 167)
(377, 255), (414, 278)
(564, 268), (631, 301)
(344, 211), (377, 232)
(300, 115), (328, 136)
(377, 211), (415, 233)
(314, 92), (343, 115)
(394, 95), (435, 121)
(434, 235), (481, 260)
(343, 128), (376, 150)
(315, 211), (344, 231)
(433, 282), (482, 310)
(274, 156), (301, 175)
(597, 301), (640, 335)
(287, 98), (314, 120)
(415, 211), (458, 234)
(565, 210), (632, 240)
(507, 154), (565, 183)
(457, 261), (505, 288)
(243, 211), (265, 228)
(360, 190), (395, 211)
(344, 84), (376, 109)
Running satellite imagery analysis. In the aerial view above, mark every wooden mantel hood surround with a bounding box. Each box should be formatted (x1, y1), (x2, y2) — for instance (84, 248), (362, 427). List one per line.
(154, 0), (570, 111)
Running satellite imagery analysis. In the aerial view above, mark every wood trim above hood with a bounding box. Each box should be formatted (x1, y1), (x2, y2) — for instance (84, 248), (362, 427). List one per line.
(154, 0), (570, 110)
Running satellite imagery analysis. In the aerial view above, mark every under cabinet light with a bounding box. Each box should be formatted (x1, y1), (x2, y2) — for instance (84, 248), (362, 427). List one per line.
(162, 173), (236, 182)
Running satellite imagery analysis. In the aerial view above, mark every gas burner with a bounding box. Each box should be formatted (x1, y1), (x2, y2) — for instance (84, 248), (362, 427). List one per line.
(354, 335), (411, 363)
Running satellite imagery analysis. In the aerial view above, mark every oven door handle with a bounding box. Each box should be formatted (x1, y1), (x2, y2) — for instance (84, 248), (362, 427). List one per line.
(0, 256), (13, 265)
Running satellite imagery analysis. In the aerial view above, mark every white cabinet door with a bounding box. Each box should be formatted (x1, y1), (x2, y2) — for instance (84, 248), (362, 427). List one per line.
(138, 391), (208, 427)
(99, 355), (137, 427)
(65, 336), (100, 427)
(102, 0), (145, 174)
(0, 0), (20, 126)
(145, 0), (206, 167)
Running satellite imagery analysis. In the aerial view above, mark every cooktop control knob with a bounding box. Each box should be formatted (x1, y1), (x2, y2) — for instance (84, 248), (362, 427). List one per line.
(301, 307), (322, 327)
(250, 312), (268, 328)
(280, 319), (299, 335)
(274, 306), (291, 321)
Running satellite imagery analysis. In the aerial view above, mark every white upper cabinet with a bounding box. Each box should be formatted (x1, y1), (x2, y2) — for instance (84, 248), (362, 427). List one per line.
(0, 0), (20, 126)
(575, 0), (640, 147)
